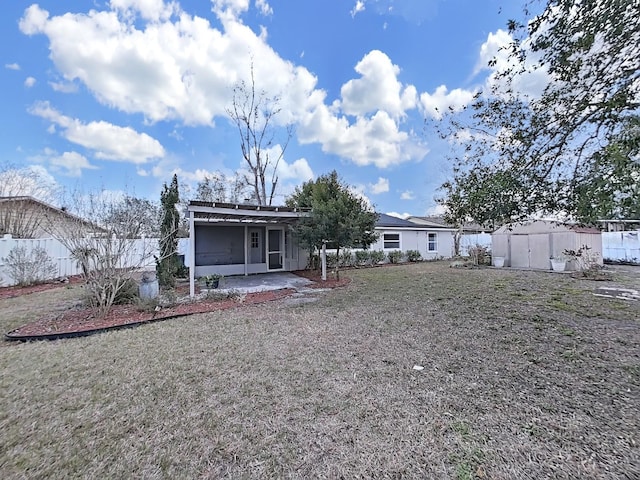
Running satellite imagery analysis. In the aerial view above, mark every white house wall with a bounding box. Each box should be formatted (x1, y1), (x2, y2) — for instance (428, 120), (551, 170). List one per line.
(371, 229), (454, 259)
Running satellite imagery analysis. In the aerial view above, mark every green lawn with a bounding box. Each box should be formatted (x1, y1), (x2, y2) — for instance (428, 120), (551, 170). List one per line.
(1, 262), (639, 479)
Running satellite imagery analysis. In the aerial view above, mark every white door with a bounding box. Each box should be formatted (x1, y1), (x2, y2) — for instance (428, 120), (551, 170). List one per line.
(249, 228), (263, 264)
(267, 228), (284, 271)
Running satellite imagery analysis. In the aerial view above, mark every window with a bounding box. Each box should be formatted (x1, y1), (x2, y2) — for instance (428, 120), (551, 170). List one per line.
(250, 231), (259, 248)
(383, 233), (400, 249)
(428, 233), (437, 252)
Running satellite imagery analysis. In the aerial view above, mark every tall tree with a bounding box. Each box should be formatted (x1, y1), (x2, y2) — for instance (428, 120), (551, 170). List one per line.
(570, 117), (640, 222)
(439, 0), (640, 225)
(227, 62), (293, 206)
(194, 171), (253, 204)
(157, 174), (180, 287)
(286, 171), (379, 280)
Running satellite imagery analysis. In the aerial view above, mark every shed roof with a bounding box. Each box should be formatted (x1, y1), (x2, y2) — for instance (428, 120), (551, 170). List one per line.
(493, 220), (601, 235)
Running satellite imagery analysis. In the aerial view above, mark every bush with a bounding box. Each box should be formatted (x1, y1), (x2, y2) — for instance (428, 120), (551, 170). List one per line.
(370, 250), (386, 264)
(2, 246), (57, 286)
(406, 250), (422, 262)
(387, 250), (404, 264)
(339, 249), (354, 267)
(354, 250), (370, 266)
(468, 245), (491, 265)
(326, 253), (338, 268)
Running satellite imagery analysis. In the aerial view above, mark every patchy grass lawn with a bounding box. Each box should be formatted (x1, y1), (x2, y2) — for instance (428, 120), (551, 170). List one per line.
(1, 262), (639, 479)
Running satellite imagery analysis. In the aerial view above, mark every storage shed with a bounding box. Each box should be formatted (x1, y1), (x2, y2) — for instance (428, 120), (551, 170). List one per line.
(491, 221), (603, 271)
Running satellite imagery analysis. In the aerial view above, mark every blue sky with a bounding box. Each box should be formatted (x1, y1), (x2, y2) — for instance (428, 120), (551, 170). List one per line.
(1, 0), (529, 217)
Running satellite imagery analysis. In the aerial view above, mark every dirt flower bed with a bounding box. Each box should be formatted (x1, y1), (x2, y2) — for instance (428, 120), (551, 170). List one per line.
(6, 289), (295, 338)
(4, 270), (349, 338)
(0, 275), (84, 300)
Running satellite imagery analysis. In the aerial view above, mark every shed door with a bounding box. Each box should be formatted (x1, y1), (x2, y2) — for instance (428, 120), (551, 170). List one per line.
(529, 233), (551, 269)
(510, 235), (530, 268)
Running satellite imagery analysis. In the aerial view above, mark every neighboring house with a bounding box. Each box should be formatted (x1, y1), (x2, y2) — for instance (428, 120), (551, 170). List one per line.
(0, 196), (102, 239)
(597, 219), (640, 232)
(370, 214), (456, 260)
(492, 220), (603, 270)
(186, 201), (311, 296)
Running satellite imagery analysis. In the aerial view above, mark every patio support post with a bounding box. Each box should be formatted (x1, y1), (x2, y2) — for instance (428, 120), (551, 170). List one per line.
(321, 241), (327, 281)
(189, 210), (195, 297)
(244, 225), (248, 276)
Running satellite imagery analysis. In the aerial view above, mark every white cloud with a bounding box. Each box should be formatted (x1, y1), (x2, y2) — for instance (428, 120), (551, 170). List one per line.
(277, 157), (314, 182)
(24, 76), (36, 88)
(351, 1), (365, 18)
(255, 0), (273, 16)
(400, 190), (415, 200)
(49, 81), (78, 93)
(5, 63), (20, 70)
(426, 204), (446, 216)
(110, 0), (179, 21)
(475, 29), (549, 99)
(419, 85), (476, 120)
(369, 177), (389, 194)
(298, 105), (428, 168)
(29, 102), (165, 164)
(340, 50), (416, 119)
(50, 151), (98, 177)
(19, 4), (428, 171)
(386, 211), (410, 219)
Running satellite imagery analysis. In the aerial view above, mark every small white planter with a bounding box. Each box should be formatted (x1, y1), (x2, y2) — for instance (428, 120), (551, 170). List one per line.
(493, 256), (505, 268)
(550, 258), (566, 272)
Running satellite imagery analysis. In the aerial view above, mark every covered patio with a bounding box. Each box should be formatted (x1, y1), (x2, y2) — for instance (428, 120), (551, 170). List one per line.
(187, 201), (310, 297)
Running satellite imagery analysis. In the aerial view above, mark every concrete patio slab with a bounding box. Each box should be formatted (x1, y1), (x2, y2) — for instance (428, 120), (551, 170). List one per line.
(213, 272), (313, 294)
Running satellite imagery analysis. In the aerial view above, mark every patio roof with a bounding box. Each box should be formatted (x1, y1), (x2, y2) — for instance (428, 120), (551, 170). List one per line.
(187, 201), (311, 224)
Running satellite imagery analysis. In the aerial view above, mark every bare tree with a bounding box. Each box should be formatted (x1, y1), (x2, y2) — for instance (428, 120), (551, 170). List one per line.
(42, 190), (171, 317)
(0, 164), (59, 238)
(227, 63), (293, 205)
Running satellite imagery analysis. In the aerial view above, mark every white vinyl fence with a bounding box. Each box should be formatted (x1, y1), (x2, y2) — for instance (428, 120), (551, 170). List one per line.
(0, 234), (189, 287)
(460, 233), (492, 257)
(462, 231), (639, 262)
(602, 230), (640, 262)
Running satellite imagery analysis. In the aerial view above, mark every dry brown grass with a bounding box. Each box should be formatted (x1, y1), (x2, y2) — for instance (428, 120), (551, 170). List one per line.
(1, 262), (639, 479)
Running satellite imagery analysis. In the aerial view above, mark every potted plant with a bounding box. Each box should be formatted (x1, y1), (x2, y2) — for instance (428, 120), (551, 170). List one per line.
(550, 255), (567, 272)
(200, 273), (223, 289)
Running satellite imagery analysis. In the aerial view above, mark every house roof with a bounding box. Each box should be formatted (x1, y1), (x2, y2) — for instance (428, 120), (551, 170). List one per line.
(376, 213), (456, 231)
(407, 215), (488, 233)
(187, 201), (311, 224)
(0, 195), (105, 234)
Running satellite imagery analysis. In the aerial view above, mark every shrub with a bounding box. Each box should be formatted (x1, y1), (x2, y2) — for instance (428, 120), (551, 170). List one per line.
(406, 250), (422, 262)
(339, 249), (354, 267)
(370, 250), (386, 264)
(2, 246), (57, 286)
(468, 245), (491, 265)
(387, 250), (404, 264)
(354, 250), (370, 266)
(326, 253), (338, 268)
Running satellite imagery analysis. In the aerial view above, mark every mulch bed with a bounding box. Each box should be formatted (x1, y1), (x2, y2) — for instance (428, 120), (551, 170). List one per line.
(4, 270), (350, 340)
(0, 275), (84, 300)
